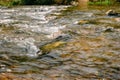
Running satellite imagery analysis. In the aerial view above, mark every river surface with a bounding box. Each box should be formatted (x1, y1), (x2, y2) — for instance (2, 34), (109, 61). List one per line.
(0, 5), (120, 80)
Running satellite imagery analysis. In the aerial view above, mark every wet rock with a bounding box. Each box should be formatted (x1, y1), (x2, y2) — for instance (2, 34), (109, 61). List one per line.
(104, 27), (114, 32)
(53, 34), (72, 42)
(38, 34), (71, 55)
(40, 51), (60, 59)
(40, 41), (66, 54)
(106, 10), (120, 17)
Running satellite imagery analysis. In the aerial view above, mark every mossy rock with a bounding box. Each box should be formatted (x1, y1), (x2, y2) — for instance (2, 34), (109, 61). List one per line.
(40, 41), (66, 54)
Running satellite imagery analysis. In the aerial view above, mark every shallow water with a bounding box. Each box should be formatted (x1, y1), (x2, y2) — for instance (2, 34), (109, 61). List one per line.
(0, 5), (120, 80)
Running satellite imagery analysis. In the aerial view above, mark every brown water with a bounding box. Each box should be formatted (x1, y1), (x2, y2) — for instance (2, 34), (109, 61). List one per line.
(0, 5), (120, 80)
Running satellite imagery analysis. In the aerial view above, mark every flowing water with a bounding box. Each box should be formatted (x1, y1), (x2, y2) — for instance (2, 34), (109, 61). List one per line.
(0, 5), (120, 80)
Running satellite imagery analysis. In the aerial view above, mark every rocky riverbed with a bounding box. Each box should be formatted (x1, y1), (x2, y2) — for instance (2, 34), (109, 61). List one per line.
(0, 5), (120, 80)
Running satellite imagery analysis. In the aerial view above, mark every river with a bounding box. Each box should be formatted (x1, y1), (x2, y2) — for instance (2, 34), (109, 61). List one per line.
(0, 4), (120, 80)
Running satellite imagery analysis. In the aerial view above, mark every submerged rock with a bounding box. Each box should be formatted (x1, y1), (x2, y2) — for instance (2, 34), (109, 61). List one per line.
(40, 41), (66, 54)
(38, 34), (71, 55)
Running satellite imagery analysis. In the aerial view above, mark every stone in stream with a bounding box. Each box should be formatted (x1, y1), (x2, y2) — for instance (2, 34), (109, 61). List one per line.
(106, 9), (120, 17)
(104, 27), (114, 32)
(37, 34), (72, 56)
(53, 34), (72, 42)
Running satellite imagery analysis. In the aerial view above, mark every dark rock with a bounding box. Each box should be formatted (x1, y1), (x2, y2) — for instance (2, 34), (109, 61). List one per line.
(53, 34), (72, 42)
(106, 10), (120, 17)
(104, 27), (114, 32)
(38, 34), (71, 48)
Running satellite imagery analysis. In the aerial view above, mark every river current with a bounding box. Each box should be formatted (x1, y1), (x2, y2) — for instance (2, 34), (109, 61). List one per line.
(0, 5), (120, 80)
